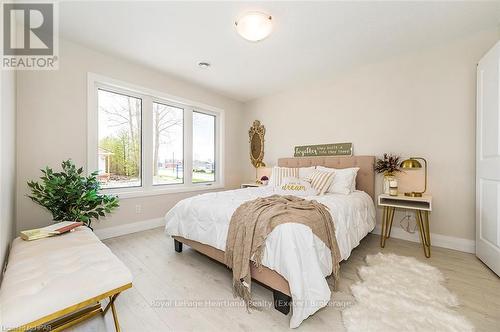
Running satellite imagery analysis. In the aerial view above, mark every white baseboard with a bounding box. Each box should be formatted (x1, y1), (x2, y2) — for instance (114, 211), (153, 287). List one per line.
(372, 225), (475, 254)
(93, 217), (475, 254)
(94, 217), (164, 240)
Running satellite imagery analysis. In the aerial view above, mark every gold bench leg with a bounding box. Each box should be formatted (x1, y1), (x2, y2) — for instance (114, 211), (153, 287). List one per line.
(102, 293), (118, 315)
(16, 284), (131, 332)
(111, 298), (121, 332)
(49, 303), (102, 332)
(380, 206), (395, 248)
(41, 294), (122, 332)
(416, 210), (431, 258)
(103, 293), (122, 332)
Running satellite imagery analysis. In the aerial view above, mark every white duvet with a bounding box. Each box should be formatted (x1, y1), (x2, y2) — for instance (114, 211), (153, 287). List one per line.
(164, 187), (375, 328)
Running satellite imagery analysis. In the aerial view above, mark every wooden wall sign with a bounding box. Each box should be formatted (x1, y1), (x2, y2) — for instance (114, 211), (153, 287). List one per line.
(294, 143), (353, 157)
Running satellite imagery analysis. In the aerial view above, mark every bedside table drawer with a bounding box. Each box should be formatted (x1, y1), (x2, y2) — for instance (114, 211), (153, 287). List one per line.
(378, 194), (432, 211)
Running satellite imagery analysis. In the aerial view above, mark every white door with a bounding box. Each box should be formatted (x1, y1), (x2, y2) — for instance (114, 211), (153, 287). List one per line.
(477, 40), (500, 276)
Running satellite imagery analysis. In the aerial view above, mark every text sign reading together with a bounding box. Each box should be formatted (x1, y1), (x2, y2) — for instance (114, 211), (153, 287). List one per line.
(294, 143), (353, 157)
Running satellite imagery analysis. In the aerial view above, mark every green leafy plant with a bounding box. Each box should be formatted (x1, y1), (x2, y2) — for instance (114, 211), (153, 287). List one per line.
(27, 159), (119, 229)
(375, 153), (401, 174)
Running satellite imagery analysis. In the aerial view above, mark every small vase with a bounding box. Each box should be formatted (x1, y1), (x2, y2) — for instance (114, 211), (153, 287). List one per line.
(389, 179), (398, 196)
(383, 172), (395, 194)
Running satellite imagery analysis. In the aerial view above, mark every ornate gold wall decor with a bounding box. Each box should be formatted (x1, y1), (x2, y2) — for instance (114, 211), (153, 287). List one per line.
(249, 120), (266, 168)
(294, 143), (353, 157)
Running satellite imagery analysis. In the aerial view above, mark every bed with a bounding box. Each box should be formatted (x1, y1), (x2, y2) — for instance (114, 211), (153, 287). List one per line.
(164, 156), (376, 328)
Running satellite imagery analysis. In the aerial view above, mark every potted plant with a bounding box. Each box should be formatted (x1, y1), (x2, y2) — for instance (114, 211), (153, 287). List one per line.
(27, 159), (119, 230)
(260, 175), (269, 186)
(375, 153), (401, 194)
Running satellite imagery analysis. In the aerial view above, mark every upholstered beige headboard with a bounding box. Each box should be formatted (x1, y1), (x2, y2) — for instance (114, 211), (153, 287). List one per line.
(277, 156), (376, 200)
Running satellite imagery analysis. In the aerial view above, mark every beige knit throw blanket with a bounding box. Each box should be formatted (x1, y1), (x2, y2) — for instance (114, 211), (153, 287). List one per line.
(224, 195), (341, 308)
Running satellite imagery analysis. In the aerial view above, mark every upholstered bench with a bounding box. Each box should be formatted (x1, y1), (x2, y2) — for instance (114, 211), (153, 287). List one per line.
(0, 227), (132, 331)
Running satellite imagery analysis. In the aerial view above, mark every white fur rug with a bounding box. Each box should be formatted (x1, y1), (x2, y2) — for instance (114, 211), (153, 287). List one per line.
(342, 253), (474, 332)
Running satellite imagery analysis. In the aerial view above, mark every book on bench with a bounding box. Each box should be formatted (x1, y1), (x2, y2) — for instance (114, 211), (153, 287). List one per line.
(20, 221), (84, 241)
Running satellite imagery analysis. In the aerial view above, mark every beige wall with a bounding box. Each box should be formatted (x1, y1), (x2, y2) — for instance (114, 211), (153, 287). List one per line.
(0, 70), (17, 270)
(14, 29), (499, 243)
(16, 39), (246, 232)
(243, 29), (499, 241)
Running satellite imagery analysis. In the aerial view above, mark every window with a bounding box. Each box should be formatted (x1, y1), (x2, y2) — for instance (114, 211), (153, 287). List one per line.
(88, 74), (224, 197)
(192, 111), (215, 183)
(98, 89), (142, 189)
(153, 102), (183, 185)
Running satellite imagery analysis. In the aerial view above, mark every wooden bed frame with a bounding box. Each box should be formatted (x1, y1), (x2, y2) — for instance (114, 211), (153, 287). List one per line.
(173, 155), (375, 315)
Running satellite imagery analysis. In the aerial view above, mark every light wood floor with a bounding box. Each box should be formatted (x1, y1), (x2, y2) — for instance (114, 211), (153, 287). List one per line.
(71, 227), (500, 332)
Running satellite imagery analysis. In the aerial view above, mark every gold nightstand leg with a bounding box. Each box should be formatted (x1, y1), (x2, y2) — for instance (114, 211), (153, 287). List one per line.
(387, 207), (395, 238)
(380, 206), (387, 247)
(424, 211), (431, 247)
(380, 207), (395, 248)
(416, 210), (431, 258)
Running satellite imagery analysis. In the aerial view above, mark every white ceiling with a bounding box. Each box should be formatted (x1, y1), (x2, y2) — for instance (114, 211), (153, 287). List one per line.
(60, 1), (500, 102)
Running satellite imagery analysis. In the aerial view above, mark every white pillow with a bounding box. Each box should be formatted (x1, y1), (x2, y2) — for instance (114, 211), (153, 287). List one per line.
(304, 169), (336, 195)
(316, 166), (360, 195)
(298, 166), (316, 180)
(269, 166), (299, 187)
(277, 177), (318, 196)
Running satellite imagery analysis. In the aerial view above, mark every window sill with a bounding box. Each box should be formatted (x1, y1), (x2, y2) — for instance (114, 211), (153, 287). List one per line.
(103, 183), (224, 199)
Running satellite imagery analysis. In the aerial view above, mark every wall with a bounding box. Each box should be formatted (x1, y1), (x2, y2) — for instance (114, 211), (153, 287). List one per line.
(0, 70), (17, 270)
(16, 39), (246, 233)
(243, 29), (499, 243)
(14, 28), (499, 246)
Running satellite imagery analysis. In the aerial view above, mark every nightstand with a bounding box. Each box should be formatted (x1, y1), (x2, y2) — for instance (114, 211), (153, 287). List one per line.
(240, 183), (262, 188)
(378, 194), (433, 258)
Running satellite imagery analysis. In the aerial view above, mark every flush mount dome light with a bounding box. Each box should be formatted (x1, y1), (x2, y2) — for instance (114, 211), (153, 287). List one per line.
(198, 62), (211, 68)
(235, 12), (272, 42)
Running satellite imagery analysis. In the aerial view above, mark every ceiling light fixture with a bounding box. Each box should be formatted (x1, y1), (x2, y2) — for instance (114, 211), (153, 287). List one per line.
(198, 62), (211, 69)
(235, 12), (272, 42)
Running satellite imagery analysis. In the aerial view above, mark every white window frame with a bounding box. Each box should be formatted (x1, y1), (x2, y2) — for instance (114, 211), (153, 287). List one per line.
(87, 73), (225, 199)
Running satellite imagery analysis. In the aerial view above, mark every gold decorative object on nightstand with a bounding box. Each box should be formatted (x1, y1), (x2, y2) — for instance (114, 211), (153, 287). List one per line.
(241, 183), (263, 189)
(400, 157), (427, 197)
(378, 194), (432, 258)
